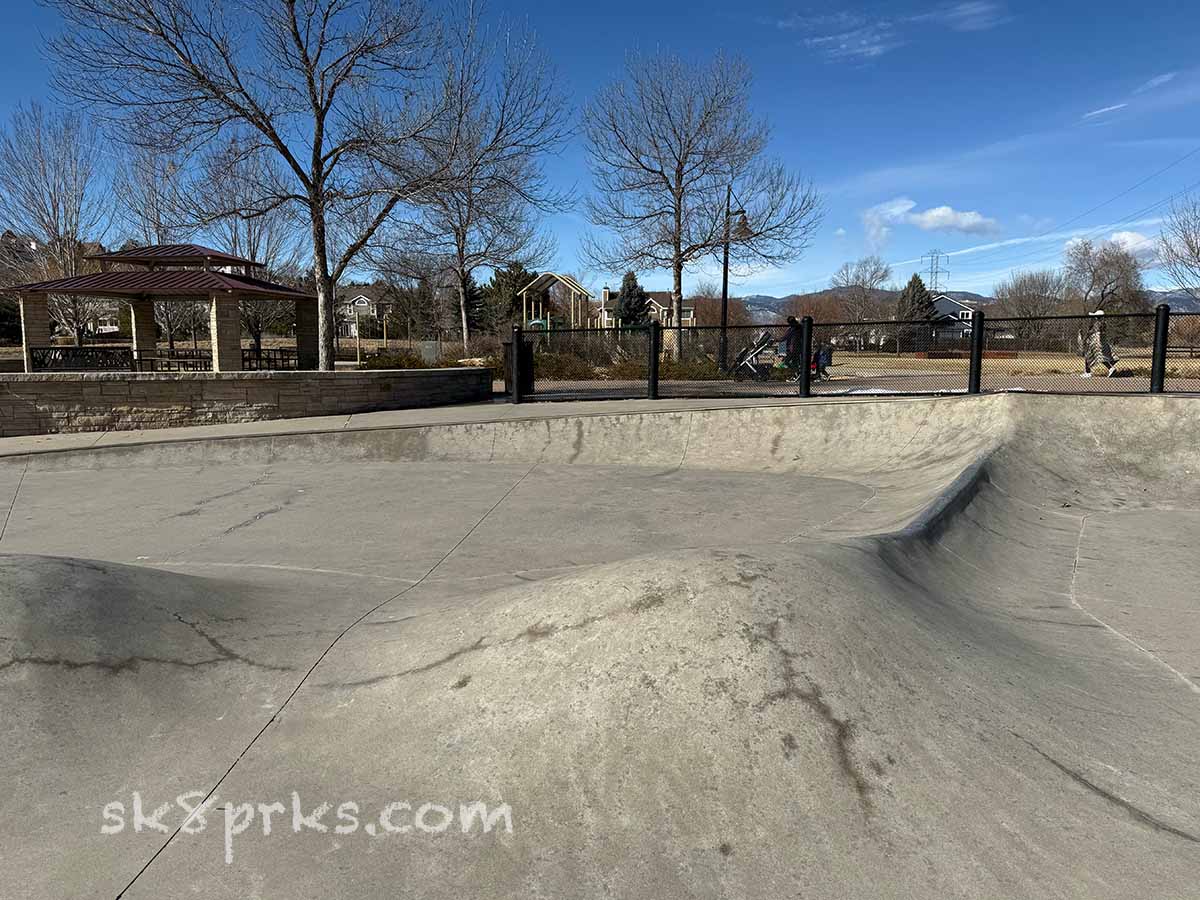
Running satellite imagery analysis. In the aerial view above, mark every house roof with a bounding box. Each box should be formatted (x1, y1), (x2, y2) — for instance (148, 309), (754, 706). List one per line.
(87, 243), (263, 269)
(519, 272), (592, 298)
(6, 268), (312, 302)
(338, 284), (389, 305)
(600, 290), (693, 312)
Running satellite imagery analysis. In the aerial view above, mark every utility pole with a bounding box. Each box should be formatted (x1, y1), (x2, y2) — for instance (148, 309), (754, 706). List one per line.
(922, 249), (950, 294)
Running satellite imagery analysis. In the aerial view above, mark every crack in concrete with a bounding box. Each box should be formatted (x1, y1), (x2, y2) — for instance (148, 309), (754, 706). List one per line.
(165, 610), (293, 672)
(168, 470), (273, 519)
(320, 588), (672, 689)
(0, 611), (294, 676)
(1014, 732), (1200, 844)
(747, 618), (873, 814)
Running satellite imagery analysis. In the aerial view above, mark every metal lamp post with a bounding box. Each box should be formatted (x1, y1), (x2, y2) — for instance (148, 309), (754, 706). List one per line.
(719, 184), (749, 371)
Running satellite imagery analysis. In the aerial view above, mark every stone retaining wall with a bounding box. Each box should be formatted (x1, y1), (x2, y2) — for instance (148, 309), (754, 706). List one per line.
(0, 368), (493, 437)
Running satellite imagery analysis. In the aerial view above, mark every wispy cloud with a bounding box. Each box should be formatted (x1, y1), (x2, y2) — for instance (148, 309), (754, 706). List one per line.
(1082, 103), (1127, 120)
(775, 2), (1009, 63)
(862, 196), (999, 247)
(914, 1), (1011, 31)
(1134, 72), (1177, 94)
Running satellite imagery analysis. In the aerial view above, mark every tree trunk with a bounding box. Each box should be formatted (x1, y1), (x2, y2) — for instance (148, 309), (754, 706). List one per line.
(310, 206), (336, 371)
(457, 278), (471, 355)
(672, 260), (684, 360)
(73, 325), (84, 347)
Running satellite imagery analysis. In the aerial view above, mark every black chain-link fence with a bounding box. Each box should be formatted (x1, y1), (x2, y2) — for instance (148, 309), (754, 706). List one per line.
(810, 320), (970, 395)
(1166, 312), (1200, 390)
(980, 314), (1154, 393)
(517, 327), (651, 401)
(510, 308), (1200, 402)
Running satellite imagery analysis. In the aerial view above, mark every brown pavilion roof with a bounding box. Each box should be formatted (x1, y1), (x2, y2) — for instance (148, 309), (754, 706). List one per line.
(86, 243), (263, 269)
(7, 269), (313, 302)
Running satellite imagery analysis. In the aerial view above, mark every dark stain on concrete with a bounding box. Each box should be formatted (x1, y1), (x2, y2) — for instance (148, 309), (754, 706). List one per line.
(781, 732), (799, 759)
(718, 841), (734, 857)
(452, 674), (472, 689)
(750, 619), (874, 814)
(1014, 732), (1200, 844)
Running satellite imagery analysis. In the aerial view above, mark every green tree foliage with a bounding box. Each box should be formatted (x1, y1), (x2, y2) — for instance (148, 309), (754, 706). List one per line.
(616, 270), (650, 326)
(895, 273), (936, 321)
(482, 263), (538, 326)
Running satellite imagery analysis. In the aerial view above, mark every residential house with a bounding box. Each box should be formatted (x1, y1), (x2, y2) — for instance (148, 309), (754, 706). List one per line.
(596, 286), (696, 328)
(930, 294), (978, 340)
(337, 283), (390, 338)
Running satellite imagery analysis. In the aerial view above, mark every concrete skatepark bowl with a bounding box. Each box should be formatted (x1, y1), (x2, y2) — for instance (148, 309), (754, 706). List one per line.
(1, 393), (1198, 898)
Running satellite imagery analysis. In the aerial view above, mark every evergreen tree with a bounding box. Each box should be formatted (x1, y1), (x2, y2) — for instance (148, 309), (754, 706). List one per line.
(462, 273), (490, 335)
(482, 263), (538, 325)
(896, 273), (936, 320)
(616, 270), (650, 326)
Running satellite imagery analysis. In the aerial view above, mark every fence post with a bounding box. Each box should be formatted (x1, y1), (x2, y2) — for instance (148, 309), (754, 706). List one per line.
(798, 316), (813, 398)
(968, 309), (985, 394)
(510, 324), (524, 404)
(647, 322), (660, 400)
(1151, 303), (1170, 394)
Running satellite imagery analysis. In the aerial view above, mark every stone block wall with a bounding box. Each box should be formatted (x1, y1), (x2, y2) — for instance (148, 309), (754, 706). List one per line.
(0, 368), (493, 437)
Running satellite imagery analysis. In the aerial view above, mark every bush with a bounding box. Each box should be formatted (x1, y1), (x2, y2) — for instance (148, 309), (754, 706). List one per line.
(359, 350), (428, 370)
(532, 351), (595, 380)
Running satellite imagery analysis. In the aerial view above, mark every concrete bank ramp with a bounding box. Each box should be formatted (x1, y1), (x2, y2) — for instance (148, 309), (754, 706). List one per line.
(0, 394), (1198, 898)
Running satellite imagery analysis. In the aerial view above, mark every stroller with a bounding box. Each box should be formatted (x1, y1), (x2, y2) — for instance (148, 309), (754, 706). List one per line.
(731, 329), (832, 383)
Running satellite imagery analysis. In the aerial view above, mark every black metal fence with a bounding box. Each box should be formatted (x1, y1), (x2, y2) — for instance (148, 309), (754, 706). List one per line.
(506, 305), (1195, 402)
(27, 345), (301, 372)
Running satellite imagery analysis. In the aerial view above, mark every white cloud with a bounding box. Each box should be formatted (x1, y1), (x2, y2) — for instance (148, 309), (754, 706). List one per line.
(908, 205), (1000, 234)
(1082, 103), (1127, 120)
(861, 196), (998, 247)
(834, 227), (847, 237)
(1135, 72), (1177, 94)
(1108, 230), (1160, 264)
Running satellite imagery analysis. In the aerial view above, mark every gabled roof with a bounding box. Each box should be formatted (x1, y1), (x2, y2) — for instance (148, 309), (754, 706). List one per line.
(87, 243), (263, 269)
(6, 269), (312, 302)
(518, 272), (593, 298)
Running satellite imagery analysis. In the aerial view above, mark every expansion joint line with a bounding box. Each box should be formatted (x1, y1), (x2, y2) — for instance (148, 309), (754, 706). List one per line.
(0, 460), (28, 543)
(1069, 514), (1200, 696)
(113, 462), (540, 898)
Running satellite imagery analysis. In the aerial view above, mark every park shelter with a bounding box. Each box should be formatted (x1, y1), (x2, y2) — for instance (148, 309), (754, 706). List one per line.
(517, 273), (594, 328)
(7, 243), (317, 373)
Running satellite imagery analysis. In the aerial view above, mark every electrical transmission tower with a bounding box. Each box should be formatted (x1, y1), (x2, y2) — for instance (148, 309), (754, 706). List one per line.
(922, 250), (950, 294)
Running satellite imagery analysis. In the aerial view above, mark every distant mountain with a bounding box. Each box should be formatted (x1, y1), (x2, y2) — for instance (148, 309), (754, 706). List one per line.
(1147, 289), (1200, 312)
(738, 288), (996, 323)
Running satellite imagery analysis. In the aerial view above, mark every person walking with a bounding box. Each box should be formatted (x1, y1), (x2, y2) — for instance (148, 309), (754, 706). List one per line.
(1080, 310), (1119, 377)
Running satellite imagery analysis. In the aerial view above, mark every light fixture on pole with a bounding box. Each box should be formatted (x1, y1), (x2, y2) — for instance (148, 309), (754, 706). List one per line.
(719, 184), (750, 371)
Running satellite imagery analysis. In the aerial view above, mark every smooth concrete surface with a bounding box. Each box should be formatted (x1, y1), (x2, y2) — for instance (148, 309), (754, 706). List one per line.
(0, 394), (1198, 898)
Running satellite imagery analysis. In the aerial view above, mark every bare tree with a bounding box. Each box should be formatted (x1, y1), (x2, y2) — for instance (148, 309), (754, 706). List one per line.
(1063, 239), (1147, 313)
(993, 270), (1063, 317)
(191, 139), (304, 354)
(1161, 196), (1200, 300)
(371, 13), (570, 352)
(47, 0), (448, 369)
(830, 255), (890, 323)
(115, 148), (197, 348)
(992, 269), (1063, 341)
(582, 52), (821, 349)
(0, 102), (110, 345)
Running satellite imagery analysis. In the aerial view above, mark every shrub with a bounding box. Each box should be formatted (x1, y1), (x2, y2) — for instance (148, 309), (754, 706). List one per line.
(359, 350), (428, 370)
(531, 351), (595, 380)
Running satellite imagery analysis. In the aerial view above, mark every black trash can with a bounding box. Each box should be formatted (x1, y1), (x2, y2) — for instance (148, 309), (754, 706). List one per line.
(503, 340), (534, 397)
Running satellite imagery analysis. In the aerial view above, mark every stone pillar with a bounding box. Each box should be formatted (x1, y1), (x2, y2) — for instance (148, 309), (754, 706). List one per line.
(209, 293), (243, 372)
(129, 299), (157, 362)
(19, 293), (51, 373)
(295, 299), (319, 370)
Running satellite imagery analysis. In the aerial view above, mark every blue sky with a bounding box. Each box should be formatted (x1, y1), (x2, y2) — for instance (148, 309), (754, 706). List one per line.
(3, 1), (1200, 297)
